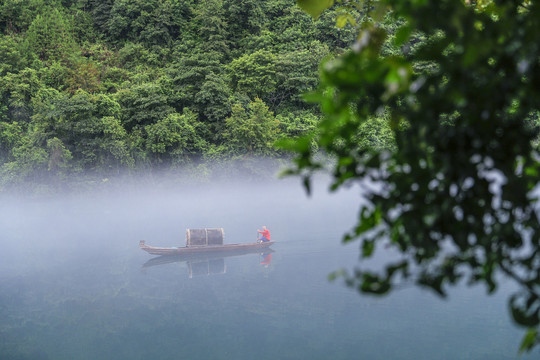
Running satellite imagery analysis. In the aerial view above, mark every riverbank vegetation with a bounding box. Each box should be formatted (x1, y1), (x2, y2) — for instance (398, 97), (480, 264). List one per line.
(0, 0), (396, 192)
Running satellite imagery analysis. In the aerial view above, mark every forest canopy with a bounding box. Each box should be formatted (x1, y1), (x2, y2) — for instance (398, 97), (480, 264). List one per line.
(0, 0), (392, 191)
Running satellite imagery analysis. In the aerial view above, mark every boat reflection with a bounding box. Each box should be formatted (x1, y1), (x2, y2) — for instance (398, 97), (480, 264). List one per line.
(142, 248), (275, 278)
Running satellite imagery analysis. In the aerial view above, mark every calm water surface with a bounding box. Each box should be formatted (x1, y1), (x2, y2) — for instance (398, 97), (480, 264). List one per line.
(0, 178), (536, 359)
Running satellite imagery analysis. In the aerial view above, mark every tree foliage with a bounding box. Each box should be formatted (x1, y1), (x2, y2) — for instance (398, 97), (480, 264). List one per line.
(0, 0), (355, 190)
(24, 6), (76, 62)
(287, 0), (540, 351)
(145, 109), (206, 164)
(223, 98), (280, 156)
(229, 50), (278, 100)
(106, 0), (180, 46)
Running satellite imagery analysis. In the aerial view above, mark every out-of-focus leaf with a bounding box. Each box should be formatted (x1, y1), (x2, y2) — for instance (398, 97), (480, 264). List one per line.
(328, 269), (346, 282)
(371, 2), (388, 22)
(292, 0), (540, 351)
(336, 13), (357, 28)
(360, 273), (391, 294)
(525, 165), (538, 177)
(510, 294), (540, 328)
(519, 328), (539, 353)
(336, 14), (348, 28)
(297, 0), (334, 19)
(362, 239), (375, 257)
(394, 25), (412, 47)
(303, 175), (312, 196)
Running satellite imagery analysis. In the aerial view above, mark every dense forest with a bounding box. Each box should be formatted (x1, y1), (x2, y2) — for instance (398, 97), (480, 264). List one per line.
(0, 0), (385, 191)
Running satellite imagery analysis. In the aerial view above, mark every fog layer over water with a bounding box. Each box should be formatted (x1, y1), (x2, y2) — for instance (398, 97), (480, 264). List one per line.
(0, 175), (535, 359)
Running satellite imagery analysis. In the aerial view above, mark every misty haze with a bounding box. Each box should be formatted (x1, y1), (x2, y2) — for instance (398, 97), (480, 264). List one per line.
(0, 170), (534, 360)
(2, 0), (540, 356)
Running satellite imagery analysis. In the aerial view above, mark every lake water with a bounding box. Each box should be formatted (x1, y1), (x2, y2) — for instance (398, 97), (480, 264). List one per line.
(0, 177), (536, 359)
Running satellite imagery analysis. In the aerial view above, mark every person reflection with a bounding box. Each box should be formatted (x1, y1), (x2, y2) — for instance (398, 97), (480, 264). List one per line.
(260, 252), (272, 267)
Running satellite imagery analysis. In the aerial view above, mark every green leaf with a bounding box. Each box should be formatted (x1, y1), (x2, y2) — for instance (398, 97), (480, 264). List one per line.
(336, 14), (348, 28)
(519, 328), (539, 353)
(371, 2), (388, 22)
(303, 175), (312, 196)
(362, 239), (376, 257)
(328, 269), (345, 282)
(297, 0), (334, 19)
(336, 13), (356, 28)
(394, 25), (412, 47)
(525, 165), (538, 177)
(510, 295), (540, 327)
(361, 273), (391, 294)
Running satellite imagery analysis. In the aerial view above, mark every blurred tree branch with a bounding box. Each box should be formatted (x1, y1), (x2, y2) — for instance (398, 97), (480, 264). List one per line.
(286, 0), (540, 351)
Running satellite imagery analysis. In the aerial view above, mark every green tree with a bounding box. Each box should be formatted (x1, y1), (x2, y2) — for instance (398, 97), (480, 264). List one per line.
(192, 0), (229, 56)
(24, 7), (76, 62)
(0, 134), (48, 187)
(228, 50), (278, 100)
(106, 0), (179, 46)
(116, 82), (174, 131)
(287, 0), (540, 351)
(46, 136), (72, 177)
(145, 109), (206, 164)
(0, 0), (47, 33)
(87, 0), (115, 36)
(277, 111), (319, 139)
(97, 115), (133, 170)
(264, 0), (315, 49)
(32, 89), (132, 171)
(0, 121), (25, 163)
(223, 0), (265, 46)
(194, 73), (231, 125)
(167, 51), (224, 124)
(0, 34), (25, 76)
(38, 60), (69, 90)
(270, 41), (329, 110)
(223, 98), (280, 155)
(65, 60), (102, 94)
(1, 68), (41, 123)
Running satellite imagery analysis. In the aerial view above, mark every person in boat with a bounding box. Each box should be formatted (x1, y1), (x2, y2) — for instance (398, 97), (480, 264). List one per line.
(257, 226), (271, 242)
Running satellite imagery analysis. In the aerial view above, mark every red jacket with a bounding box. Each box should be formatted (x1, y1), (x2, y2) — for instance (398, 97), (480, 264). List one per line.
(258, 229), (271, 240)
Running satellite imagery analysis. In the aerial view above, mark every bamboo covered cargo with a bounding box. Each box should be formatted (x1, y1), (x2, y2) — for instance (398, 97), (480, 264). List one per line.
(186, 228), (225, 247)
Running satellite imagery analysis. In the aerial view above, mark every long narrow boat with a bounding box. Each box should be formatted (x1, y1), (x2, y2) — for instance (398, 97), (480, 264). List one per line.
(139, 240), (274, 256)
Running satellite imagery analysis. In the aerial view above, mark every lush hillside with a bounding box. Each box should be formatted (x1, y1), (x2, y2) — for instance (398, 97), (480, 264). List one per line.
(0, 0), (357, 189)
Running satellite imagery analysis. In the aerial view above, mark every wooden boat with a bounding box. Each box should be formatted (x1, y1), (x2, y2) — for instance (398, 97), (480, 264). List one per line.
(139, 240), (274, 256)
